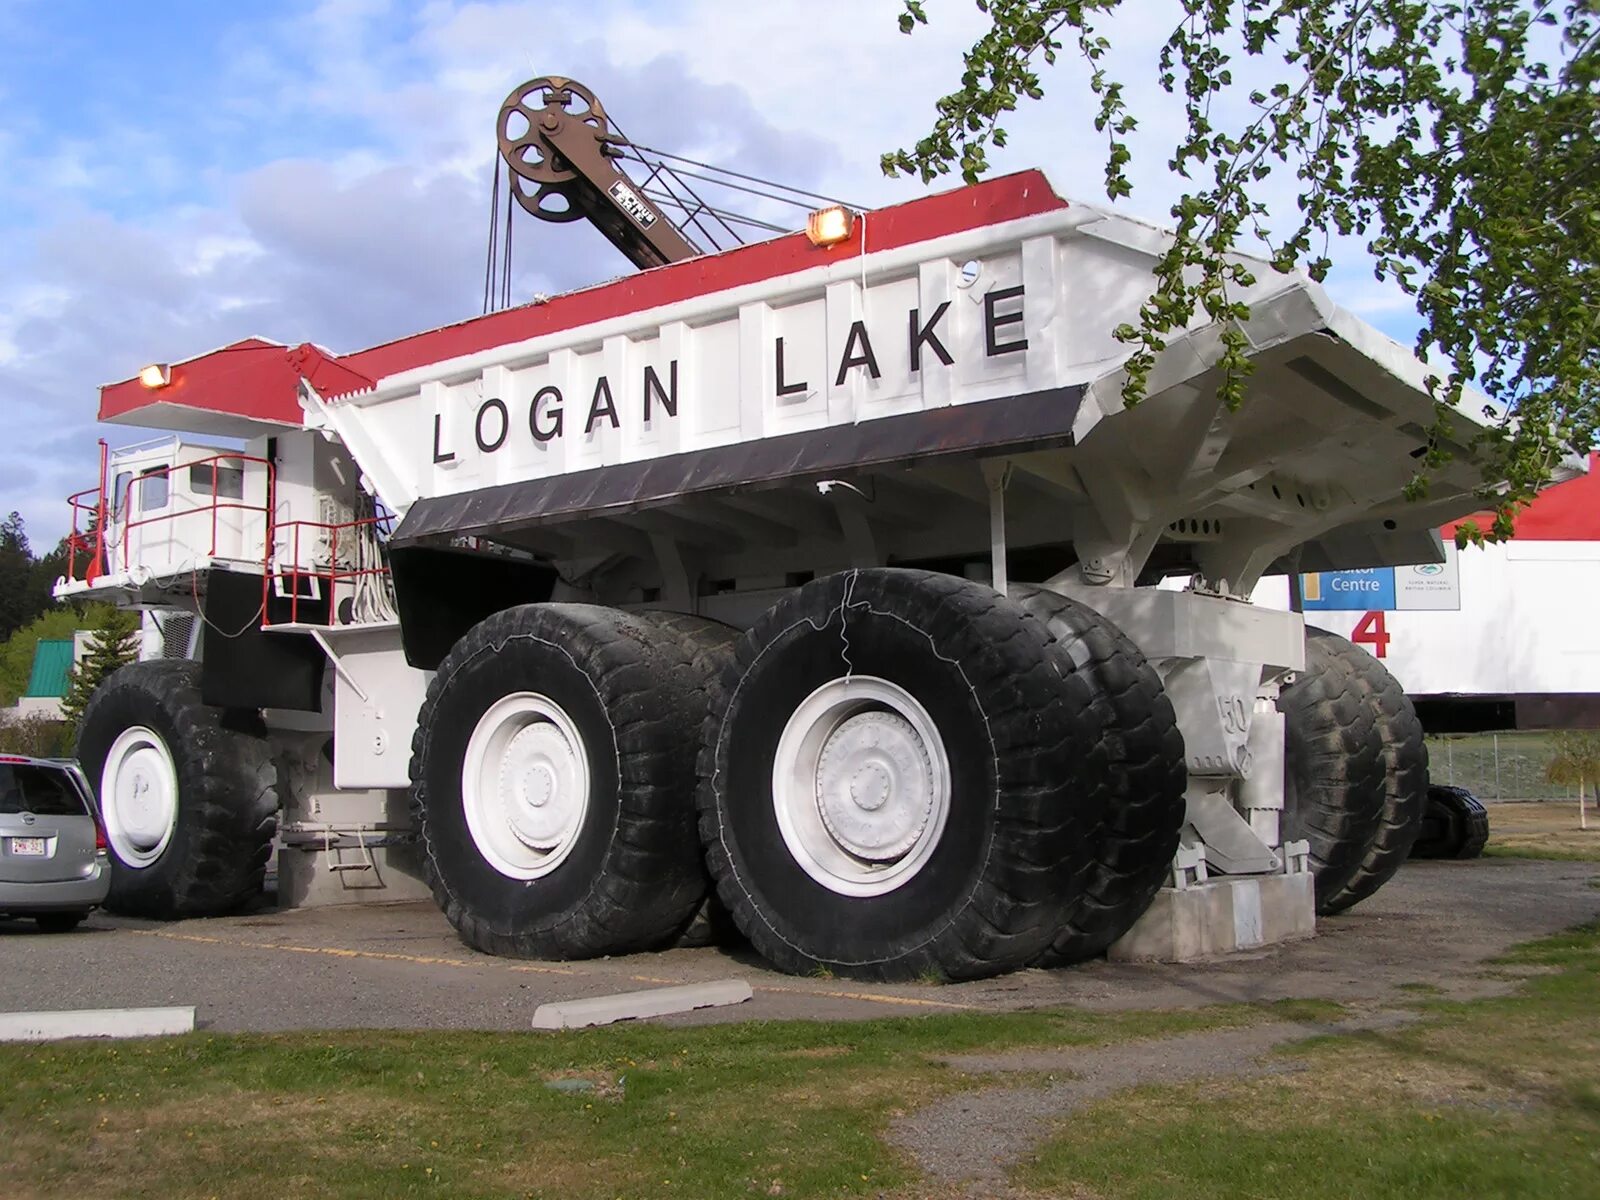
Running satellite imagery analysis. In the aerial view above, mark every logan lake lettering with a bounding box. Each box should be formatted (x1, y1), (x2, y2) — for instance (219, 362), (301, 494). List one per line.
(431, 287), (1027, 463)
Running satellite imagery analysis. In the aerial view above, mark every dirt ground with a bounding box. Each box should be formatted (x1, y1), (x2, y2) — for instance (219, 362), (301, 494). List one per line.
(890, 1009), (1426, 1194)
(1483, 799), (1600, 858)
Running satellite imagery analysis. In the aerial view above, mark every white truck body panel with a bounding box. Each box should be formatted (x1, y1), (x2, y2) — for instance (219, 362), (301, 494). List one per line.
(52, 170), (1515, 931)
(303, 192), (1490, 612)
(308, 206), (1392, 514)
(1257, 536), (1600, 697)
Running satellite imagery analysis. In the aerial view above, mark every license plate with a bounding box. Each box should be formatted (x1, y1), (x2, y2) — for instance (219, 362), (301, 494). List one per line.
(7, 837), (45, 856)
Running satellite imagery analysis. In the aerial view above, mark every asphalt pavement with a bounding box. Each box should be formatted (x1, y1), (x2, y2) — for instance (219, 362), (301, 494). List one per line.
(2, 856), (1596, 1032)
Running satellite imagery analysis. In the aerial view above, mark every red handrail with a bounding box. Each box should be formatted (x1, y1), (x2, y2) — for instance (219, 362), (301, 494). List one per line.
(63, 447), (392, 632)
(64, 451), (275, 582)
(269, 514), (394, 627)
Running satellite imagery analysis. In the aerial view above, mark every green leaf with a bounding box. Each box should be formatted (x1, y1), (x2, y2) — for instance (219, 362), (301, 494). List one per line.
(883, 0), (1600, 540)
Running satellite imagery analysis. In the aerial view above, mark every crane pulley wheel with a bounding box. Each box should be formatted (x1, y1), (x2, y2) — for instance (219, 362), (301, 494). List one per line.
(498, 76), (630, 226)
(491, 75), (703, 269)
(498, 76), (616, 183)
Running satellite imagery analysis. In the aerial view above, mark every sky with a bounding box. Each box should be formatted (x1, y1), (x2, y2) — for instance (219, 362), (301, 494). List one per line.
(0, 0), (1428, 550)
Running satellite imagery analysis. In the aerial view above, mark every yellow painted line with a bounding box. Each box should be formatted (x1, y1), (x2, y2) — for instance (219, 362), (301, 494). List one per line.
(128, 928), (578, 976)
(752, 983), (980, 1011)
(129, 929), (979, 1010)
(134, 931), (693, 987)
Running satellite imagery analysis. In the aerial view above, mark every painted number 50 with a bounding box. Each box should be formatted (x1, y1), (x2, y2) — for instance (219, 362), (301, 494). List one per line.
(1218, 694), (1249, 733)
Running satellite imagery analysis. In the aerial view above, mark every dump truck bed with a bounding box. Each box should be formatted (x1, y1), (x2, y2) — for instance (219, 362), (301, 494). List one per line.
(281, 171), (1485, 595)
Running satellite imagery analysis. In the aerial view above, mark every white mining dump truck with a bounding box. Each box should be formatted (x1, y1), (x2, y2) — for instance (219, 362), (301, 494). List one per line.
(55, 78), (1495, 980)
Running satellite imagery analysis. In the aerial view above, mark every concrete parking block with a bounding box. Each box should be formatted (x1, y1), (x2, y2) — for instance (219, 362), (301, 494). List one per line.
(532, 979), (752, 1029)
(0, 1006), (196, 1042)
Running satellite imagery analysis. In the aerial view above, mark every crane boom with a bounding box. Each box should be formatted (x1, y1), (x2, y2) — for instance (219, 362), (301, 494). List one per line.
(496, 76), (702, 270)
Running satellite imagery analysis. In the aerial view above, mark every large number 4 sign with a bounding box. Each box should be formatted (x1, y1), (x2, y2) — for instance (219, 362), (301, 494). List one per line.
(1352, 610), (1391, 658)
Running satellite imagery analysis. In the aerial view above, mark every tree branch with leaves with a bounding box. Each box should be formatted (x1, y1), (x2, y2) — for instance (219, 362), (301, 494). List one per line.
(885, 0), (1599, 542)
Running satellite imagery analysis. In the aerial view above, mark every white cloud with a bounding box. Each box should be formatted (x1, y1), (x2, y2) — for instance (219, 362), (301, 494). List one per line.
(1, 0), (1439, 546)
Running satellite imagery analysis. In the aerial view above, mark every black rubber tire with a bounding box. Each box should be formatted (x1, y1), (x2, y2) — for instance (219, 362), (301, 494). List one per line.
(1278, 630), (1388, 913)
(76, 660), (278, 919)
(34, 912), (86, 934)
(1008, 584), (1187, 965)
(642, 611), (747, 951)
(410, 604), (709, 959)
(1411, 785), (1490, 859)
(697, 568), (1112, 982)
(1312, 630), (1430, 913)
(674, 893), (746, 949)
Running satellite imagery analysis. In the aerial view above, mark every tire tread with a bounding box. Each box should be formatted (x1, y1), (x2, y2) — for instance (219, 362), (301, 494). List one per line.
(1279, 632), (1388, 912)
(1313, 628), (1430, 913)
(1009, 585), (1187, 965)
(696, 569), (1112, 982)
(410, 604), (716, 959)
(78, 659), (277, 919)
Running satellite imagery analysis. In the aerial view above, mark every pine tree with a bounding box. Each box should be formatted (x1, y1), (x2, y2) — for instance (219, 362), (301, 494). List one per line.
(0, 512), (36, 641)
(59, 616), (140, 734)
(0, 512), (63, 642)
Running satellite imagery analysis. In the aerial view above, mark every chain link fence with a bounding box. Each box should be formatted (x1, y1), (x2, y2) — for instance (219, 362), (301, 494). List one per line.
(1426, 732), (1581, 802)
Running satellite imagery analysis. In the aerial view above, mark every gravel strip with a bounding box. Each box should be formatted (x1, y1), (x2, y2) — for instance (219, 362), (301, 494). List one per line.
(891, 1011), (1418, 1189)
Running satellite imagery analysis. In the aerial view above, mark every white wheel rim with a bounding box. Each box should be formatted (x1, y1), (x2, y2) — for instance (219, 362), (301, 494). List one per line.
(101, 725), (179, 868)
(462, 692), (591, 880)
(772, 675), (951, 897)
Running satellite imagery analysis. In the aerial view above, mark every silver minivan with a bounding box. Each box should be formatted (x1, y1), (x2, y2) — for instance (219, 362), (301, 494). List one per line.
(0, 755), (110, 932)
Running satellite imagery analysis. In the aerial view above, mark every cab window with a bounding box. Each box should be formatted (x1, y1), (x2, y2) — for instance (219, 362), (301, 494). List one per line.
(137, 466), (170, 512)
(189, 463), (244, 500)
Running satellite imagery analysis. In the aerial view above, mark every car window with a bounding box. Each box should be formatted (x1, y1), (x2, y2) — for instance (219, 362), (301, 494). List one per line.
(0, 764), (88, 816)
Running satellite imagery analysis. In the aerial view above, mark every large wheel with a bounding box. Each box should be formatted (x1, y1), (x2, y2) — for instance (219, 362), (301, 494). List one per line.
(1313, 629), (1429, 913)
(1278, 629), (1388, 912)
(1009, 584), (1187, 964)
(697, 569), (1112, 982)
(410, 604), (709, 958)
(673, 893), (745, 949)
(76, 659), (278, 919)
(1411, 784), (1489, 859)
(642, 611), (746, 950)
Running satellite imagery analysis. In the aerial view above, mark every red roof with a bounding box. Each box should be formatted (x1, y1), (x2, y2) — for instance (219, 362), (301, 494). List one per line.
(1444, 453), (1600, 542)
(100, 337), (303, 430)
(99, 170), (1068, 431)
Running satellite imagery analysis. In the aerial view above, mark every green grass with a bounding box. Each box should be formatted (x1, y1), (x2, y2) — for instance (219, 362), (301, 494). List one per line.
(1395, 981), (1446, 996)
(7, 930), (1600, 1200)
(1484, 842), (1600, 863)
(0, 1001), (1276, 1200)
(1017, 923), (1600, 1200)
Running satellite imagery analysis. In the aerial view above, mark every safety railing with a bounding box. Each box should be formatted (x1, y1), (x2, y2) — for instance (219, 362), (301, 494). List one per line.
(64, 444), (274, 583)
(267, 514), (396, 627)
(64, 486), (107, 584)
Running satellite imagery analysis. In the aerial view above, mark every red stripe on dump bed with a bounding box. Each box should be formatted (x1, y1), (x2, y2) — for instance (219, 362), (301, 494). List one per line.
(336, 172), (1065, 393)
(99, 171), (1066, 423)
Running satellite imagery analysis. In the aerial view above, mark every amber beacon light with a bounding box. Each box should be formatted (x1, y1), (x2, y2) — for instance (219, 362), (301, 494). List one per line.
(138, 363), (173, 390)
(805, 205), (855, 248)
